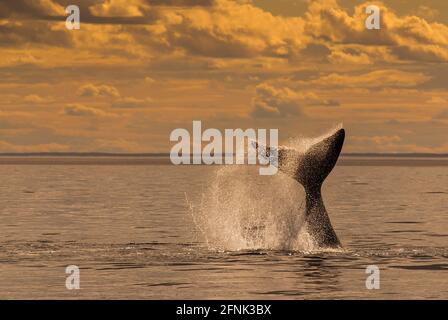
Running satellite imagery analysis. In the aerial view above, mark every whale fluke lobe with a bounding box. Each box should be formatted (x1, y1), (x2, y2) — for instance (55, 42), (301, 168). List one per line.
(292, 128), (345, 190)
(258, 128), (345, 248)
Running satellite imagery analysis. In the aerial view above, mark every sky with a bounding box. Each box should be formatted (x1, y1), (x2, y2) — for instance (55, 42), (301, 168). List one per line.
(0, 0), (447, 153)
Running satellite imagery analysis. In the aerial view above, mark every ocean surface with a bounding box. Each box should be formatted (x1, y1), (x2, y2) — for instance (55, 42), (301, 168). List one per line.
(0, 156), (447, 299)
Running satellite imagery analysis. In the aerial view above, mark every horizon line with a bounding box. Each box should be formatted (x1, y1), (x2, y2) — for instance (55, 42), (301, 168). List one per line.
(0, 152), (447, 158)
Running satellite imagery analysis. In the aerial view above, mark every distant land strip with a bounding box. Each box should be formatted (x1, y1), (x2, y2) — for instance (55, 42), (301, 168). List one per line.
(0, 152), (448, 158)
(0, 153), (447, 166)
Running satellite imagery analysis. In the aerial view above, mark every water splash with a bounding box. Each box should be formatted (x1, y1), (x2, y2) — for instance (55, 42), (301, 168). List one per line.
(188, 166), (309, 251)
(284, 123), (343, 154)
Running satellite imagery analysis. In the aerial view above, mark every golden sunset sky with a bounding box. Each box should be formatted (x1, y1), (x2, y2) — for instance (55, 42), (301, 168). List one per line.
(0, 0), (447, 153)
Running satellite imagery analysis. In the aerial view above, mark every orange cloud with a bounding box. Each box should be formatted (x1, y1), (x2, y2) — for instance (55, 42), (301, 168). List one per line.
(64, 104), (111, 117)
(77, 84), (120, 98)
(304, 1), (448, 62)
(23, 94), (46, 104)
(308, 69), (431, 88)
(251, 83), (302, 118)
(111, 97), (152, 109)
(89, 0), (150, 17)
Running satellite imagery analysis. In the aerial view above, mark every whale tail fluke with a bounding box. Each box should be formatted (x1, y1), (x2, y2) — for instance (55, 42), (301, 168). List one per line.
(255, 128), (345, 248)
(292, 128), (345, 190)
(254, 128), (345, 188)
